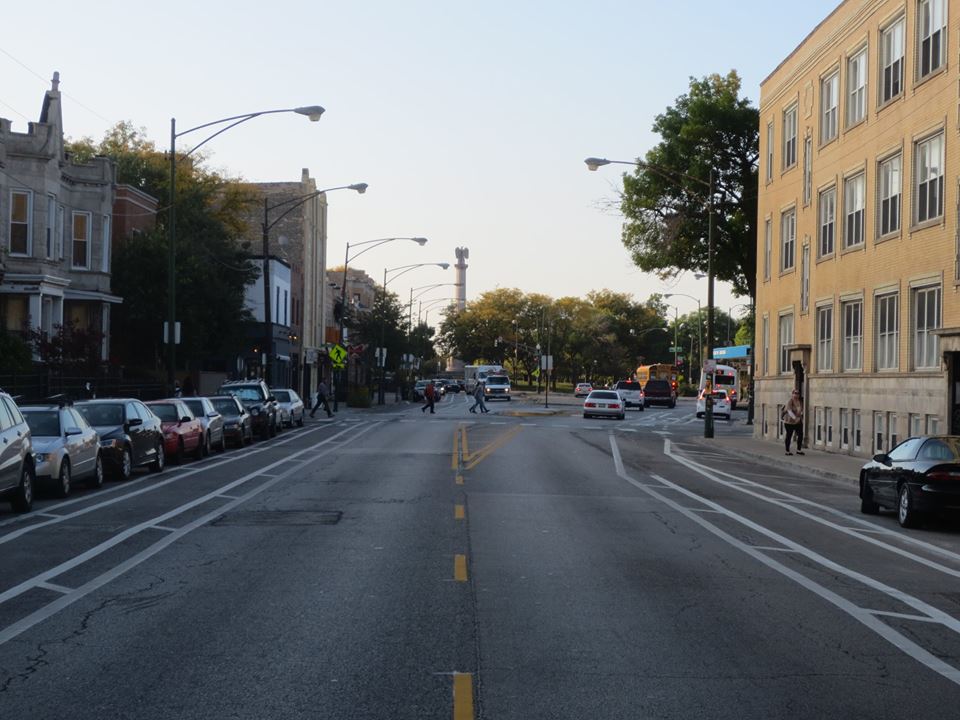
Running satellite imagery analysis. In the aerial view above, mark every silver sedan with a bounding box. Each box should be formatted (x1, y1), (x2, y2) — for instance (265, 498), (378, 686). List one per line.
(21, 405), (103, 497)
(271, 388), (305, 427)
(582, 390), (626, 420)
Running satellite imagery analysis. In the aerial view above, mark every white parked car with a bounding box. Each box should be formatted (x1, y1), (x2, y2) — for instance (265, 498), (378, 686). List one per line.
(21, 404), (103, 497)
(696, 389), (732, 420)
(614, 380), (644, 411)
(270, 388), (305, 427)
(582, 390), (625, 420)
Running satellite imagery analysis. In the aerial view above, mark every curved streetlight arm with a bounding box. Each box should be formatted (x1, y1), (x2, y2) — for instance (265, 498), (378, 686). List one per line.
(179, 106), (324, 156)
(264, 184), (367, 234)
(384, 262), (450, 287)
(584, 156), (710, 193)
(347, 237), (427, 265)
(635, 326), (669, 337)
(411, 283), (463, 302)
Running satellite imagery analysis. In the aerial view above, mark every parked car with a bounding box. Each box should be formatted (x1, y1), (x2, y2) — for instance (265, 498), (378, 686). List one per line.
(0, 390), (35, 513)
(582, 390), (625, 420)
(21, 404), (103, 497)
(643, 379), (677, 408)
(614, 380), (644, 411)
(271, 388), (305, 427)
(182, 397), (226, 454)
(445, 381), (462, 394)
(859, 435), (960, 528)
(75, 399), (165, 480)
(209, 395), (253, 448)
(696, 389), (731, 419)
(147, 399), (204, 465)
(574, 383), (593, 398)
(218, 380), (279, 440)
(484, 375), (512, 401)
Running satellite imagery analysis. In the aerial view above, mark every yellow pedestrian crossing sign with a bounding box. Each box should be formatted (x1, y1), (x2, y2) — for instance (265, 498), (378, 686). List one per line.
(329, 344), (347, 368)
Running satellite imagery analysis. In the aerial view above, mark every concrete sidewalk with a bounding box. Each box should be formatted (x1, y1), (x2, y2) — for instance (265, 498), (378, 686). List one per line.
(686, 430), (864, 486)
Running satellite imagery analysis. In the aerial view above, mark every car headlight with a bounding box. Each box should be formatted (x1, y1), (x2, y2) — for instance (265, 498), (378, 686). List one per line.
(34, 453), (48, 462)
(250, 407), (260, 415)
(100, 438), (121, 448)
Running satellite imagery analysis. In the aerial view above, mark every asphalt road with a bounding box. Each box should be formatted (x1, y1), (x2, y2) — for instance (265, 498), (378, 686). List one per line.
(2, 394), (960, 718)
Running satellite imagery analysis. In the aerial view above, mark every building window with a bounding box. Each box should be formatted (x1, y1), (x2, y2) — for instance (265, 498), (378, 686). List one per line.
(762, 316), (770, 376)
(841, 409), (850, 449)
(889, 412), (898, 448)
(766, 122), (774, 182)
(818, 187), (836, 257)
(853, 410), (862, 450)
(781, 208), (796, 271)
(926, 414), (940, 434)
(815, 407), (824, 445)
(71, 211), (91, 269)
(101, 215), (111, 273)
(803, 136), (812, 205)
(817, 305), (833, 371)
(56, 204), (64, 260)
(913, 285), (941, 369)
(910, 413), (922, 437)
(825, 408), (834, 446)
(875, 293), (899, 370)
(801, 244), (810, 313)
(915, 133), (944, 224)
(874, 411), (886, 453)
(783, 104), (798, 169)
(9, 190), (31, 256)
(820, 72), (839, 144)
(878, 154), (901, 237)
(764, 219), (772, 281)
(847, 48), (867, 126)
(779, 313), (794, 374)
(46, 195), (56, 260)
(842, 300), (863, 371)
(881, 16), (904, 103)
(777, 405), (785, 438)
(843, 173), (865, 248)
(918, 0), (946, 80)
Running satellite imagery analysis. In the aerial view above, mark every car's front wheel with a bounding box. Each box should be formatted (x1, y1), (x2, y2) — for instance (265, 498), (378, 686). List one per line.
(88, 454), (105, 489)
(898, 484), (920, 528)
(150, 442), (165, 473)
(57, 458), (71, 499)
(10, 463), (34, 513)
(116, 446), (133, 481)
(859, 476), (879, 515)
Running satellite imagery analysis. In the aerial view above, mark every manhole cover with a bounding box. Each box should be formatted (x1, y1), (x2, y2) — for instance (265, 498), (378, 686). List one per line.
(212, 510), (342, 526)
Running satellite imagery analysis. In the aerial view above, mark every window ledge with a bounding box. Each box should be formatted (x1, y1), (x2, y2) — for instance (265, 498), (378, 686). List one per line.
(815, 252), (835, 264)
(876, 93), (904, 114)
(845, 117), (867, 133)
(914, 65), (947, 91)
(911, 217), (943, 233)
(779, 267), (797, 277)
(875, 231), (901, 245)
(840, 242), (866, 256)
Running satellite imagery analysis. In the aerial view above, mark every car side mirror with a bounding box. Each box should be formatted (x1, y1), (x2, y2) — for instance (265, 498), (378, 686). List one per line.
(872, 453), (891, 465)
(268, 396), (277, 403)
(127, 417), (143, 427)
(181, 416), (192, 424)
(64, 426), (83, 436)
(208, 411), (220, 419)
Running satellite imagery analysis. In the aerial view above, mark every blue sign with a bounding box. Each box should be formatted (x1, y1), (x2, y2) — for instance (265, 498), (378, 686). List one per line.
(712, 345), (751, 359)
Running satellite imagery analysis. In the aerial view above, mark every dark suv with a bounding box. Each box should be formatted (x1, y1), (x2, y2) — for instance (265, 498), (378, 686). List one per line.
(642, 379), (677, 408)
(0, 391), (35, 513)
(218, 380), (279, 440)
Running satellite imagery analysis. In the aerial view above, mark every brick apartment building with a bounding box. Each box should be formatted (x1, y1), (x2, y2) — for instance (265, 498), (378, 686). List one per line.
(756, 0), (958, 456)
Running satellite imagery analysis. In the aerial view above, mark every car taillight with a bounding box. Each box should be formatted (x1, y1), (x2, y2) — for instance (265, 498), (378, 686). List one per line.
(730, 390), (736, 397)
(610, 403), (621, 409)
(926, 469), (960, 482)
(585, 402), (596, 407)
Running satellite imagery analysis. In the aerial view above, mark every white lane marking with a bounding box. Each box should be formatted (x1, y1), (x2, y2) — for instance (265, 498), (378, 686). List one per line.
(0, 424), (322, 536)
(151, 525), (177, 533)
(665, 440), (960, 576)
(867, 610), (942, 623)
(612, 435), (960, 687)
(0, 423), (377, 611)
(0, 422), (380, 648)
(36, 582), (72, 594)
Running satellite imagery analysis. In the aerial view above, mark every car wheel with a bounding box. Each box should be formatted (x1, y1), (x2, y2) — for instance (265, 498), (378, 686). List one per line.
(218, 432), (227, 453)
(859, 476), (879, 515)
(173, 439), (184, 466)
(10, 463), (34, 513)
(260, 422), (270, 441)
(897, 484), (920, 528)
(296, 412), (304, 428)
(150, 442), (165, 473)
(638, 405), (644, 412)
(116, 446), (133, 481)
(201, 432), (211, 458)
(618, 414), (625, 420)
(583, 413), (590, 419)
(56, 458), (72, 499)
(88, 454), (105, 489)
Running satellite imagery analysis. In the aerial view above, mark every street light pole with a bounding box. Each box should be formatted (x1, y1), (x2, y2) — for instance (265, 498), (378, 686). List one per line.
(166, 105), (324, 394)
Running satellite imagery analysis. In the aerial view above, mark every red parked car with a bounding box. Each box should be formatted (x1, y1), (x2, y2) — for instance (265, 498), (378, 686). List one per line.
(146, 399), (204, 465)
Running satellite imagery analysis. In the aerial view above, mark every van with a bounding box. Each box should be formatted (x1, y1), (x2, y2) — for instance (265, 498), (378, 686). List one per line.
(614, 381), (644, 411)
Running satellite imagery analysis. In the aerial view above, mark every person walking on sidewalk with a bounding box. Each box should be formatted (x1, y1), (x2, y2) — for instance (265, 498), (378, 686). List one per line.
(421, 380), (436, 414)
(310, 380), (333, 419)
(781, 389), (805, 455)
(469, 381), (488, 414)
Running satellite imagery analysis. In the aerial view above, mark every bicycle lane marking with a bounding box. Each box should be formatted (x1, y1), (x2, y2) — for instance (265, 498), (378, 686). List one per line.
(0, 422), (379, 622)
(609, 433), (960, 687)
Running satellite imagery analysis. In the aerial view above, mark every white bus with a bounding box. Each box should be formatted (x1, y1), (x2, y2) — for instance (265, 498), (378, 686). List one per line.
(699, 364), (741, 410)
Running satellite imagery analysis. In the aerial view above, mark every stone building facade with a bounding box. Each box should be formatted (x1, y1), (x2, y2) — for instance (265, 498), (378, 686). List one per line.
(756, 0), (958, 457)
(0, 73), (118, 360)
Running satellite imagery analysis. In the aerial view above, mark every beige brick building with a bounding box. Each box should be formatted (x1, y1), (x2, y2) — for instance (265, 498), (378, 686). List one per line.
(756, 0), (959, 456)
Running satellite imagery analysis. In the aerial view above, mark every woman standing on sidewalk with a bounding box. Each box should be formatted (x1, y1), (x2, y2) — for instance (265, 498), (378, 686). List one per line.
(782, 390), (805, 455)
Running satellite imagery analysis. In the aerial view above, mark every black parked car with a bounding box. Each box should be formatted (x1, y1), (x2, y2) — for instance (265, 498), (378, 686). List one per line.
(75, 399), (165, 480)
(209, 395), (254, 447)
(217, 380), (279, 440)
(860, 435), (960, 528)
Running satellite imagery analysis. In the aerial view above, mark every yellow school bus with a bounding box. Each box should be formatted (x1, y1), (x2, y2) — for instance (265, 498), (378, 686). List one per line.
(635, 363), (678, 385)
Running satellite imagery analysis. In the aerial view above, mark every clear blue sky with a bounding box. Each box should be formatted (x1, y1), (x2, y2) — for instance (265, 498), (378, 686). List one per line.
(1, 0), (840, 325)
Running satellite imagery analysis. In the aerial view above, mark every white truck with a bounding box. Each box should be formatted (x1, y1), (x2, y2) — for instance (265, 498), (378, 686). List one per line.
(464, 364), (504, 393)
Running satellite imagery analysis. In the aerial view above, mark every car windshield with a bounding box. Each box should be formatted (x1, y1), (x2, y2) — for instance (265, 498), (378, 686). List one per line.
(617, 382), (641, 390)
(150, 404), (181, 422)
(212, 399), (239, 416)
(23, 410), (61, 436)
(487, 376), (508, 384)
(646, 381), (669, 389)
(273, 390), (291, 402)
(590, 391), (620, 400)
(77, 403), (124, 426)
(713, 375), (735, 387)
(711, 392), (728, 400)
(183, 400), (204, 416)
(227, 387), (263, 401)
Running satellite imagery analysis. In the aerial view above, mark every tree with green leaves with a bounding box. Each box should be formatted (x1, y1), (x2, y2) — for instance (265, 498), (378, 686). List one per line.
(619, 71), (759, 300)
